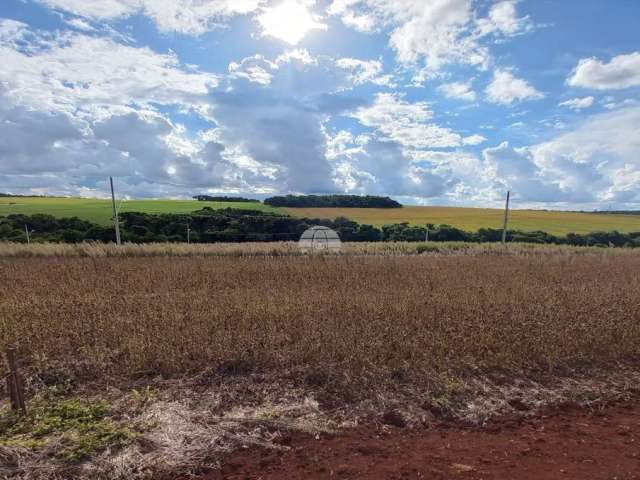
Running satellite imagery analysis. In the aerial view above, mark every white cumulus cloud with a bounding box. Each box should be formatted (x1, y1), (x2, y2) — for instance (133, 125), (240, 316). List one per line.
(351, 93), (462, 149)
(329, 0), (487, 71)
(463, 134), (487, 145)
(0, 20), (217, 114)
(559, 96), (594, 111)
(485, 69), (544, 105)
(482, 106), (640, 206)
(328, 0), (533, 75)
(568, 52), (640, 90)
(532, 106), (640, 204)
(476, 0), (532, 37)
(335, 58), (396, 87)
(35, 0), (263, 35)
(228, 55), (277, 85)
(438, 80), (477, 101)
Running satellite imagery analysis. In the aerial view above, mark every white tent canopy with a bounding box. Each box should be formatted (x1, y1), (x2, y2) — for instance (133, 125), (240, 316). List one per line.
(298, 226), (341, 250)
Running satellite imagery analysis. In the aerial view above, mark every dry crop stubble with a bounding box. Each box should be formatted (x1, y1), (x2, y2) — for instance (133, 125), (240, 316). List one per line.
(2, 251), (640, 388)
(0, 241), (631, 258)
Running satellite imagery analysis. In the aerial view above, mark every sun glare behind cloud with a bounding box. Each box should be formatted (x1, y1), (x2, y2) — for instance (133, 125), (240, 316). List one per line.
(258, 0), (326, 45)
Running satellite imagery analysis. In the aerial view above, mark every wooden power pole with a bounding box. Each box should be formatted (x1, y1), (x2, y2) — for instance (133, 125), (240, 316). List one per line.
(501, 190), (511, 244)
(110, 177), (121, 246)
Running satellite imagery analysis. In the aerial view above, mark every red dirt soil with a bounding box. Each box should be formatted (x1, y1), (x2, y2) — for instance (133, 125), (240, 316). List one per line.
(199, 402), (640, 480)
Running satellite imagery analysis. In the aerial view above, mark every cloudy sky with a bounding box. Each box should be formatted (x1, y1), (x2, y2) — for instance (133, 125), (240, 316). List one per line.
(1, 0), (639, 208)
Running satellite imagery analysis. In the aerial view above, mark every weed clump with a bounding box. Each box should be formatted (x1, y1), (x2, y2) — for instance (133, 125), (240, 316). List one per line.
(0, 398), (139, 463)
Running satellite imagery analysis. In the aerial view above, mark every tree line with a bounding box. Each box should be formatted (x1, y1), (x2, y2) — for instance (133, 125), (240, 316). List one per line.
(263, 194), (402, 208)
(1, 209), (639, 247)
(594, 210), (640, 216)
(192, 195), (259, 203)
(0, 193), (49, 198)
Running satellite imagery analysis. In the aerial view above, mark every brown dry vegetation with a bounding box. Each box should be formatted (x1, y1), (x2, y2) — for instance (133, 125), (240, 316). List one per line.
(0, 241), (415, 258)
(2, 248), (640, 385)
(0, 240), (626, 258)
(3, 246), (640, 479)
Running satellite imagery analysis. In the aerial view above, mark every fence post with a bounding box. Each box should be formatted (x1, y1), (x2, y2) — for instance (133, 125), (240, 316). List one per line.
(5, 347), (27, 415)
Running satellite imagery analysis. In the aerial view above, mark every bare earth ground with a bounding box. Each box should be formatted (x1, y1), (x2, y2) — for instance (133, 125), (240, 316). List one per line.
(199, 401), (640, 480)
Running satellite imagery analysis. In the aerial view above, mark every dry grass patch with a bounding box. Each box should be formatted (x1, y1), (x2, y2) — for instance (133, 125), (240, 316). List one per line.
(0, 241), (624, 258)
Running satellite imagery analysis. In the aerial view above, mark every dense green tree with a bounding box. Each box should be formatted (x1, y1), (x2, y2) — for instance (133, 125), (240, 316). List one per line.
(193, 195), (259, 203)
(264, 194), (402, 208)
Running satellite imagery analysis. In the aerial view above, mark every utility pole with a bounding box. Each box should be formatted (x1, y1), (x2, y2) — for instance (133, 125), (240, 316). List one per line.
(110, 177), (121, 246)
(24, 225), (30, 244)
(186, 220), (191, 244)
(425, 225), (429, 242)
(501, 190), (511, 245)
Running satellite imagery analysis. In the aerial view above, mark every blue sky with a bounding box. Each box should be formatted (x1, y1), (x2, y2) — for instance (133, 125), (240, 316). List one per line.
(0, 0), (639, 209)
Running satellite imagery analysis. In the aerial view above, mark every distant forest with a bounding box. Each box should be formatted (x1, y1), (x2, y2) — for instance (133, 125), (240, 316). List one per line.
(0, 193), (49, 198)
(193, 195), (259, 203)
(264, 195), (402, 208)
(594, 211), (640, 216)
(1, 208), (639, 247)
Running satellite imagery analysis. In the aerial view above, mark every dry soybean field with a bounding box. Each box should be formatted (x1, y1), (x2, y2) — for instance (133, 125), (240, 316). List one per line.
(2, 247), (640, 379)
(2, 244), (640, 479)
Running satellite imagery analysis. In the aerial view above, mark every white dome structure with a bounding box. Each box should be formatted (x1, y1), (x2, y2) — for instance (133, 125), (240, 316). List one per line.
(298, 226), (342, 251)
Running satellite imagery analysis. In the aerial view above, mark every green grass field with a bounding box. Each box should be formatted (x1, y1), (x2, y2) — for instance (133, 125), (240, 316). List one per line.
(285, 206), (640, 236)
(2, 197), (640, 235)
(0, 197), (279, 225)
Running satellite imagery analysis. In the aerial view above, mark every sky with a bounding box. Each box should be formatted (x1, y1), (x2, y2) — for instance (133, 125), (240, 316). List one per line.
(0, 0), (639, 209)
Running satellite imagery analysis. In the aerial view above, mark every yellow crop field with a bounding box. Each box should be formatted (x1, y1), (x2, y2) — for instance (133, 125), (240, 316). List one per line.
(285, 206), (640, 236)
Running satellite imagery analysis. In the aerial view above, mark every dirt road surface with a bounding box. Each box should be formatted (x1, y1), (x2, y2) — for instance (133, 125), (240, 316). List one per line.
(199, 402), (640, 480)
